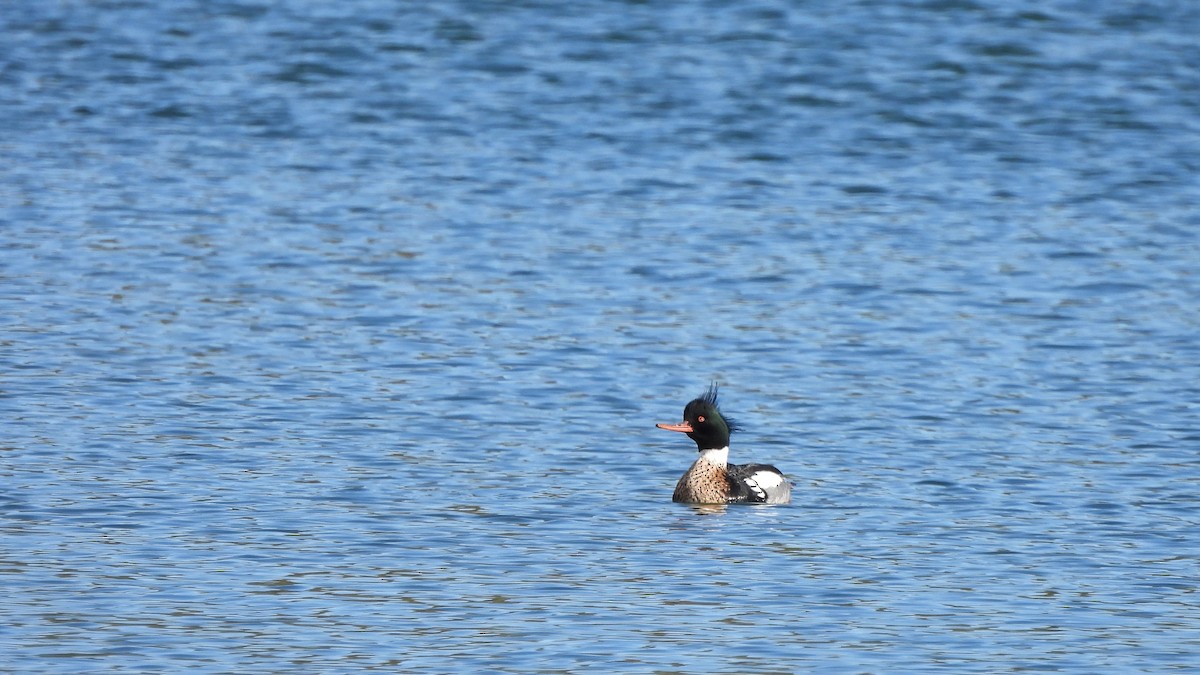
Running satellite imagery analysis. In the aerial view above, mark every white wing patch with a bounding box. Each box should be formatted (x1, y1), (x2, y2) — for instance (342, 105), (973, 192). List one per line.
(742, 470), (784, 501)
(748, 470), (784, 490)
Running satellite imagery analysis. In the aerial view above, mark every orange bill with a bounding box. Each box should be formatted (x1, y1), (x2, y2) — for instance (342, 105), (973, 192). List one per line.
(656, 421), (693, 433)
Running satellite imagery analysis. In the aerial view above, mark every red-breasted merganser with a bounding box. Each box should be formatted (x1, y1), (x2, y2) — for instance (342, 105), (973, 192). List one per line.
(657, 384), (792, 505)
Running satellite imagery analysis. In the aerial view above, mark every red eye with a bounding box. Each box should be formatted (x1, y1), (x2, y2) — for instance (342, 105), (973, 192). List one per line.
(697, 415), (705, 423)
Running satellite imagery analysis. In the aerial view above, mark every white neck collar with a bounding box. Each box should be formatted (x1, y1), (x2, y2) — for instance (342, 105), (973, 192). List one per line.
(698, 446), (729, 466)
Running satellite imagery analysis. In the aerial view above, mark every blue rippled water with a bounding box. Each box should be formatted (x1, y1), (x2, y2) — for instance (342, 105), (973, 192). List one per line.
(3, 0), (1199, 672)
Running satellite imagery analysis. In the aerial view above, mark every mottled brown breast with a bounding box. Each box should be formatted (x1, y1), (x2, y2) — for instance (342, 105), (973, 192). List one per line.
(672, 457), (733, 504)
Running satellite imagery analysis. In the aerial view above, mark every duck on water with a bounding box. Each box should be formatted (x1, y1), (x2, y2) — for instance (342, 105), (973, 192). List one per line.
(656, 384), (791, 505)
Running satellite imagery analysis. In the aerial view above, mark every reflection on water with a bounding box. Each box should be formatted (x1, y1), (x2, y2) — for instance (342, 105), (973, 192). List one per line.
(682, 504), (731, 516)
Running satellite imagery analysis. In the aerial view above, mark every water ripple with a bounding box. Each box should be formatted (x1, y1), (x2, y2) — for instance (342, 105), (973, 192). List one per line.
(3, 0), (1199, 671)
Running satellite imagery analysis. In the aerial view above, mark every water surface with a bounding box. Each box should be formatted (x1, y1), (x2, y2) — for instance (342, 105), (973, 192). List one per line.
(3, 0), (1199, 671)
